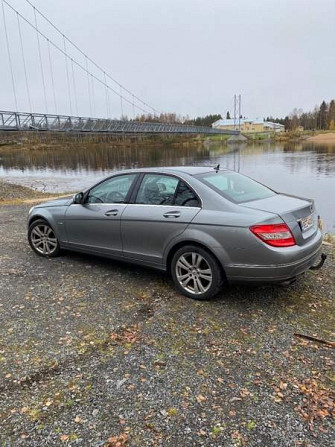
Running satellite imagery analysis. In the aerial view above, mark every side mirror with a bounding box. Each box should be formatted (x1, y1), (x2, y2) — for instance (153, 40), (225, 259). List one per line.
(73, 192), (84, 204)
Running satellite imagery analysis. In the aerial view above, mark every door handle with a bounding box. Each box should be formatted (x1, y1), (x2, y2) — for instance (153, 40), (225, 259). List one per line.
(105, 209), (119, 217)
(163, 211), (181, 218)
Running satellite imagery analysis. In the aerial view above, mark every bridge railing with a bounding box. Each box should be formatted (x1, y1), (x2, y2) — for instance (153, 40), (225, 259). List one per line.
(0, 111), (239, 135)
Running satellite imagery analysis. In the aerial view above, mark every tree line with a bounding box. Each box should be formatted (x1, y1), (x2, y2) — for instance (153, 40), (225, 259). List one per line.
(125, 113), (222, 127)
(267, 99), (335, 131)
(127, 99), (335, 131)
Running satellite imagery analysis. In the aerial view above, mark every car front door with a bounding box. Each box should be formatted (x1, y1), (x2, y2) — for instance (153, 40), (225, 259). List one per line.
(121, 173), (201, 265)
(65, 173), (138, 256)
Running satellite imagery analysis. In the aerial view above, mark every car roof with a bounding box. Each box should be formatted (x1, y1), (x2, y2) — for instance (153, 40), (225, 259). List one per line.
(119, 166), (229, 176)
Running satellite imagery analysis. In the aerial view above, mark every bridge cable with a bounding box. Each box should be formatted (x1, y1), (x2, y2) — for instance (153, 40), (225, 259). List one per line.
(47, 39), (57, 114)
(1, 0), (18, 111)
(23, 0), (160, 115)
(120, 87), (124, 118)
(91, 75), (96, 117)
(17, 12), (32, 112)
(71, 59), (79, 116)
(63, 36), (72, 115)
(85, 57), (92, 116)
(103, 72), (110, 118)
(2, 0), (152, 115)
(33, 7), (48, 113)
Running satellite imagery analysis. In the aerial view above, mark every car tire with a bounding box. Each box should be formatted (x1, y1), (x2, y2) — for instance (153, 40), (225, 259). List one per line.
(171, 245), (224, 300)
(28, 219), (61, 258)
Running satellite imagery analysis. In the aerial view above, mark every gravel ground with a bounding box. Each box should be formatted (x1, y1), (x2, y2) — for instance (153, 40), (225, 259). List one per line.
(0, 191), (334, 446)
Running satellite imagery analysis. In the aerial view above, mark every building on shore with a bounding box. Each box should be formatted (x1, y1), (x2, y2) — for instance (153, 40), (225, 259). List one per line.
(212, 118), (285, 133)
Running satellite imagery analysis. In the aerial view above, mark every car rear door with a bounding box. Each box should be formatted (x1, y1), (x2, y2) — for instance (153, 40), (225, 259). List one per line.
(121, 173), (201, 265)
(65, 173), (138, 255)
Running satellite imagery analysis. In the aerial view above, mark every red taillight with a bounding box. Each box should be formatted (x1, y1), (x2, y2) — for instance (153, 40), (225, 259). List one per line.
(250, 224), (296, 247)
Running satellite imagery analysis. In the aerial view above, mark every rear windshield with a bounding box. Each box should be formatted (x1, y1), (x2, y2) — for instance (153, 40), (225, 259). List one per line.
(196, 171), (276, 204)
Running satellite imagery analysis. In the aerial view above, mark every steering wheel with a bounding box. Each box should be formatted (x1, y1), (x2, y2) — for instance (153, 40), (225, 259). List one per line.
(106, 191), (124, 202)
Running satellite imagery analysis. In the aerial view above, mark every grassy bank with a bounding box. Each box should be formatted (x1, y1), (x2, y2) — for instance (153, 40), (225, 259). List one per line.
(2, 130), (335, 150)
(0, 180), (72, 205)
(0, 131), (224, 149)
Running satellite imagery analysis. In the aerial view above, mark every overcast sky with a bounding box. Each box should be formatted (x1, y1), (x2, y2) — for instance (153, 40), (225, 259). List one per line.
(1, 0), (335, 119)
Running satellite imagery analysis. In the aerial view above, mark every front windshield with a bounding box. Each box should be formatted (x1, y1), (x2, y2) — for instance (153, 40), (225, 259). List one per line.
(197, 171), (276, 204)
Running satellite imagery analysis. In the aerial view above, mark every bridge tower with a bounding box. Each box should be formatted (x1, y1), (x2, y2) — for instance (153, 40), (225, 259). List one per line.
(233, 94), (242, 132)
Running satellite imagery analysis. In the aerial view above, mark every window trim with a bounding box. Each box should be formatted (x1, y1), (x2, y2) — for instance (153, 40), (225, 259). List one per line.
(130, 172), (202, 208)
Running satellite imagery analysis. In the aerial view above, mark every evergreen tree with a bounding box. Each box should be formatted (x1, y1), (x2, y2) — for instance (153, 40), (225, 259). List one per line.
(318, 101), (328, 130)
(327, 100), (335, 129)
(226, 111), (231, 119)
(284, 116), (291, 131)
(184, 114), (222, 127)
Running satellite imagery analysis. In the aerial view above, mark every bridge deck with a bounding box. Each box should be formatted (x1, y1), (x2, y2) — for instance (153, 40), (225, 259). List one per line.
(0, 111), (239, 135)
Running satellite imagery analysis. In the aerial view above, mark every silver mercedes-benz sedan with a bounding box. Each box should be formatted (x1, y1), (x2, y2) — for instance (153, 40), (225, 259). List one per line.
(27, 166), (325, 300)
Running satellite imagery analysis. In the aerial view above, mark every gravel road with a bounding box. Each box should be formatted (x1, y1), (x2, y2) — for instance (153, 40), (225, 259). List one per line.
(0, 189), (334, 446)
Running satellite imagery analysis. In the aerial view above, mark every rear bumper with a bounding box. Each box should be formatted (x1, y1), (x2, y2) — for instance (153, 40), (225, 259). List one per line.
(224, 236), (323, 284)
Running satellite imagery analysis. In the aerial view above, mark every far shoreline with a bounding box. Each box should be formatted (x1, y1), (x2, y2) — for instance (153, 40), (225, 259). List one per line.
(306, 132), (335, 142)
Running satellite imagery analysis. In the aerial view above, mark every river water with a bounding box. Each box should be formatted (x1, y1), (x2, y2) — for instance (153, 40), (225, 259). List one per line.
(0, 140), (334, 232)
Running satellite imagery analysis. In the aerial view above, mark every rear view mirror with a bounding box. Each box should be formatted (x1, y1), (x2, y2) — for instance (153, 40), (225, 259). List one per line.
(73, 192), (84, 204)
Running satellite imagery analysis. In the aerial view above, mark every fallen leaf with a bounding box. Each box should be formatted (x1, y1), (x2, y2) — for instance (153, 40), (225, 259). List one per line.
(240, 388), (252, 398)
(104, 433), (128, 447)
(196, 394), (207, 403)
(279, 382), (288, 391)
(247, 420), (256, 430)
(296, 378), (335, 430)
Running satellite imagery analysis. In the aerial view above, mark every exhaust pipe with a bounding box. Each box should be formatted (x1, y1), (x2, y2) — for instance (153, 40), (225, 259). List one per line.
(279, 277), (297, 287)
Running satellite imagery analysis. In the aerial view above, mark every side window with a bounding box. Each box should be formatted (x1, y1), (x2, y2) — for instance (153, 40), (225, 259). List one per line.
(174, 181), (200, 207)
(136, 174), (179, 205)
(87, 174), (137, 203)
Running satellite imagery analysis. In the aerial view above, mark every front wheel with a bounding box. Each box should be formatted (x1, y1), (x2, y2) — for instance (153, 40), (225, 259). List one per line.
(170, 245), (224, 300)
(28, 219), (61, 257)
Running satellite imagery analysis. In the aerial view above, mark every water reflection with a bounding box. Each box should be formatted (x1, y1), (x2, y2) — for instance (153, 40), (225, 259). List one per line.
(0, 142), (214, 174)
(0, 140), (334, 231)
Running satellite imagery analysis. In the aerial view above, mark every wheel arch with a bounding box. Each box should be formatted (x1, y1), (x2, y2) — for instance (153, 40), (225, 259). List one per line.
(28, 214), (48, 226)
(165, 240), (226, 279)
(28, 213), (61, 240)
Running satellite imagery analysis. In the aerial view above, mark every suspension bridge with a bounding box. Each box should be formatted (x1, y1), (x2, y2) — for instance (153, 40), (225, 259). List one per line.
(0, 0), (237, 135)
(0, 111), (237, 134)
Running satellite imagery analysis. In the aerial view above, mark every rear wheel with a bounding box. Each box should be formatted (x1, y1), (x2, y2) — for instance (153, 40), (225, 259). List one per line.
(171, 245), (224, 300)
(28, 219), (61, 257)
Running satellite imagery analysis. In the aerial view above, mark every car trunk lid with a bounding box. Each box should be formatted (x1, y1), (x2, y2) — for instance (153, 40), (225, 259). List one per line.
(240, 193), (318, 245)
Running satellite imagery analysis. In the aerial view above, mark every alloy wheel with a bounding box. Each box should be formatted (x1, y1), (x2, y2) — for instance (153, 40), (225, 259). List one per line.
(30, 224), (58, 255)
(175, 252), (213, 295)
